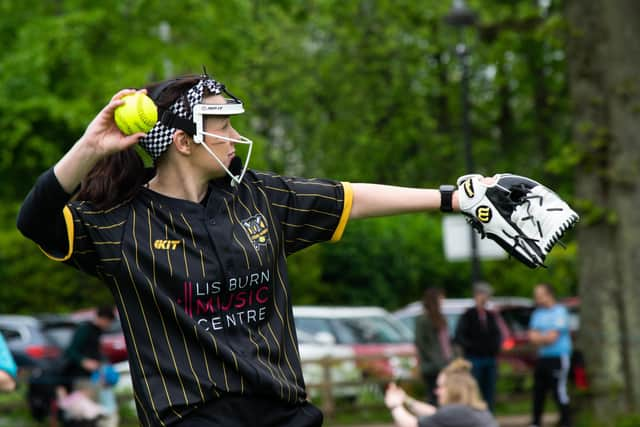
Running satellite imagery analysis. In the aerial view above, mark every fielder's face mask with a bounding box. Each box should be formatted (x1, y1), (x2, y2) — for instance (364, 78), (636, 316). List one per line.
(141, 75), (253, 186)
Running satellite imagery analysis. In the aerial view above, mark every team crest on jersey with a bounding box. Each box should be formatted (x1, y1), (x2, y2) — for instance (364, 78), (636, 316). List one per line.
(241, 214), (270, 248)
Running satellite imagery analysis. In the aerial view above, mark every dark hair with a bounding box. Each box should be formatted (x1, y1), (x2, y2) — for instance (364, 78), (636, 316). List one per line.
(96, 306), (116, 320)
(74, 75), (204, 209)
(422, 287), (446, 330)
(537, 283), (556, 298)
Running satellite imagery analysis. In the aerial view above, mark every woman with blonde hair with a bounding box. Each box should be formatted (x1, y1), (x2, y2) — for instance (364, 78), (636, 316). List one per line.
(385, 358), (497, 427)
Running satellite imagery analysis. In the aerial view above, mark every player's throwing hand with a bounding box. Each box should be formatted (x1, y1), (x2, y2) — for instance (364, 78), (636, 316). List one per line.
(79, 89), (148, 157)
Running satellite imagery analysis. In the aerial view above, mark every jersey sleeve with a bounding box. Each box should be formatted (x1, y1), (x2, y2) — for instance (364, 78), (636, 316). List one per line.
(17, 168), (128, 277)
(254, 172), (353, 255)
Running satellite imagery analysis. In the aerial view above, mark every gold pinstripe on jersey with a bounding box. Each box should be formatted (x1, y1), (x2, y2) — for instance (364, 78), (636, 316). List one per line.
(52, 170), (350, 425)
(169, 302), (205, 402)
(254, 185), (301, 384)
(199, 249), (206, 277)
(271, 202), (340, 218)
(108, 271), (169, 425)
(164, 225), (173, 277)
(132, 208), (140, 269)
(238, 181), (296, 400)
(248, 328), (285, 399)
(123, 254), (182, 417)
(193, 325), (219, 393)
(81, 220), (126, 229)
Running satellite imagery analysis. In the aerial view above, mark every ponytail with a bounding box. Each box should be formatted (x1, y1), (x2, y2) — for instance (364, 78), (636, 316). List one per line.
(74, 148), (146, 209)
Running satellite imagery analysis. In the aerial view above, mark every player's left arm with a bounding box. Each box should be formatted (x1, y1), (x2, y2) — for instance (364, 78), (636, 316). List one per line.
(541, 307), (569, 344)
(349, 184), (460, 219)
(529, 308), (567, 345)
(529, 329), (559, 345)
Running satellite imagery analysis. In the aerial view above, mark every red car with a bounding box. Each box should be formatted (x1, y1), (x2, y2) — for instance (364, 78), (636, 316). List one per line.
(69, 308), (128, 364)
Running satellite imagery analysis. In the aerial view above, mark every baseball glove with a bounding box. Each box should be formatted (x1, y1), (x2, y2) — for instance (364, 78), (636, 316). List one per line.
(456, 173), (579, 268)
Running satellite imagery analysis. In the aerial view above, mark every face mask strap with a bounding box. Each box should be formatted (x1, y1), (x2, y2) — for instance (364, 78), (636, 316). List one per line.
(196, 132), (253, 186)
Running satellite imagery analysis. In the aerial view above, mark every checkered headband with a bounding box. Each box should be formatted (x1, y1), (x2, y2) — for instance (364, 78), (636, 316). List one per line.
(139, 78), (223, 160)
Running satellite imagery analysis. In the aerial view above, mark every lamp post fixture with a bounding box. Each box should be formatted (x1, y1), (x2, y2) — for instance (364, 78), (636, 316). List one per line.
(445, 0), (481, 284)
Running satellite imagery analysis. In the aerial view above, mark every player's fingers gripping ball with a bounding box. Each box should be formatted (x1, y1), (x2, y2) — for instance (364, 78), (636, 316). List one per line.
(114, 92), (158, 135)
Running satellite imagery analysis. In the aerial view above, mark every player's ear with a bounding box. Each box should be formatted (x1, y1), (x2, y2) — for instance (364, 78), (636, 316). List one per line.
(172, 130), (193, 156)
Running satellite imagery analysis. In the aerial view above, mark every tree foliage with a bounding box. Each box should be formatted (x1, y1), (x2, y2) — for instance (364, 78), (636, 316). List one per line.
(0, 0), (577, 315)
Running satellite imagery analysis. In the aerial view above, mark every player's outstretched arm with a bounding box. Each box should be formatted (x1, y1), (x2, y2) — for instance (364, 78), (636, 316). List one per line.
(54, 89), (147, 193)
(349, 183), (460, 219)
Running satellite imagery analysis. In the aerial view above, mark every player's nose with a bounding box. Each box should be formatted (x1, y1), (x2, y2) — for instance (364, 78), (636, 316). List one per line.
(229, 125), (241, 141)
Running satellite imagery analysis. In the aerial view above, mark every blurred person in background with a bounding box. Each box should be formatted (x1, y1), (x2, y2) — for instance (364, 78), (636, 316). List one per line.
(415, 287), (452, 404)
(62, 306), (115, 390)
(384, 358), (497, 427)
(528, 283), (572, 427)
(0, 332), (17, 392)
(454, 282), (502, 412)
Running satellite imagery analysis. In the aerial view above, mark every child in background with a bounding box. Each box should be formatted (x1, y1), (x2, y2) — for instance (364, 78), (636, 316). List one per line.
(57, 378), (107, 426)
(91, 364), (119, 427)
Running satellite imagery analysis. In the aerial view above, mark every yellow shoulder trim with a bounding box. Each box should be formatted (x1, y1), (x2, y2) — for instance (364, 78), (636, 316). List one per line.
(331, 182), (353, 243)
(39, 205), (75, 261)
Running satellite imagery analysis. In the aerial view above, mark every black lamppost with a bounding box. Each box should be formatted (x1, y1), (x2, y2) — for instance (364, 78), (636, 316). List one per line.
(445, 0), (481, 284)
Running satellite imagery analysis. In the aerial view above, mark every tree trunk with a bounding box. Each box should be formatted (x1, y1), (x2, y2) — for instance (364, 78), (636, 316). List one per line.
(566, 0), (640, 420)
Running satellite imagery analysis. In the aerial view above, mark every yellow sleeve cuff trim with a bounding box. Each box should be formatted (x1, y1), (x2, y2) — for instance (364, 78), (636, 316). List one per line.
(331, 182), (353, 243)
(39, 205), (74, 262)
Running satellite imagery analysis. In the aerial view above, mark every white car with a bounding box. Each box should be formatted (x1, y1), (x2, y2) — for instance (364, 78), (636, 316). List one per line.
(296, 329), (362, 399)
(293, 306), (417, 383)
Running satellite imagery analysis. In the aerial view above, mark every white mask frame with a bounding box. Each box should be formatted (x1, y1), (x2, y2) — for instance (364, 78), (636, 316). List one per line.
(192, 102), (253, 186)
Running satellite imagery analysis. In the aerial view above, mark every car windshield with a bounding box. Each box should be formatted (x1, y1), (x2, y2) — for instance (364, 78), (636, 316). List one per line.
(331, 316), (411, 344)
(296, 315), (412, 345)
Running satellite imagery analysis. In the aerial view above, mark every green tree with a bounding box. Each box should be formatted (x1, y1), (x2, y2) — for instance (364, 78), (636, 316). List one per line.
(0, 0), (578, 314)
(566, 0), (640, 420)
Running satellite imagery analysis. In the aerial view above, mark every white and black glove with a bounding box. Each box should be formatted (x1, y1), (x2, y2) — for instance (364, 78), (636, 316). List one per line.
(456, 173), (579, 268)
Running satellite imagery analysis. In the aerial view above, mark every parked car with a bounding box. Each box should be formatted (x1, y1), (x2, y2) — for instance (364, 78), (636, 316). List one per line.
(393, 297), (537, 375)
(293, 306), (417, 383)
(69, 308), (128, 364)
(296, 329), (362, 399)
(0, 314), (78, 370)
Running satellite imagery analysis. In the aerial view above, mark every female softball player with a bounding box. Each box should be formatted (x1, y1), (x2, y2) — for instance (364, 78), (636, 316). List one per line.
(18, 73), (463, 427)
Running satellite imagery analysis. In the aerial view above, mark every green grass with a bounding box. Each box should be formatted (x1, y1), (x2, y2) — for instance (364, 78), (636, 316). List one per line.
(6, 374), (640, 427)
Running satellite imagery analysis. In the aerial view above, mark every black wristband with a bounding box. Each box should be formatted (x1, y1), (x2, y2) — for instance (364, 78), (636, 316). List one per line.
(439, 184), (456, 212)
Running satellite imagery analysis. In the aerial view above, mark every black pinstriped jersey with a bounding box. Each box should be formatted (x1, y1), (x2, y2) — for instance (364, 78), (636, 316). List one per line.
(42, 170), (353, 426)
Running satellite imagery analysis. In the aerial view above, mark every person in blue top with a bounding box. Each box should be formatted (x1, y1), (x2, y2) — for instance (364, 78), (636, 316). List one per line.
(528, 283), (572, 427)
(0, 332), (17, 392)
